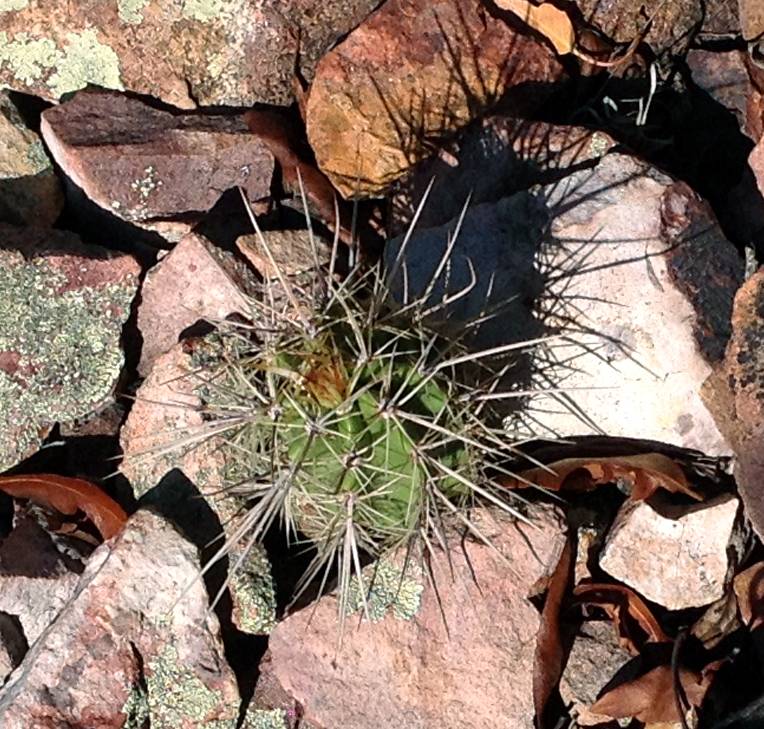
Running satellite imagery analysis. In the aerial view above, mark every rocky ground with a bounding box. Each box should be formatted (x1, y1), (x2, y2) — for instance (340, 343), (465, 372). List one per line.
(1, 0), (764, 727)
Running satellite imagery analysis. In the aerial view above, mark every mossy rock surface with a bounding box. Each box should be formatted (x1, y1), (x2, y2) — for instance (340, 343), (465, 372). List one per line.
(0, 225), (139, 471)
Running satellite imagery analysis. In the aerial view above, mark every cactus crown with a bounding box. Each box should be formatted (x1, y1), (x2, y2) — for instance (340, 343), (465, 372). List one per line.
(189, 189), (541, 622)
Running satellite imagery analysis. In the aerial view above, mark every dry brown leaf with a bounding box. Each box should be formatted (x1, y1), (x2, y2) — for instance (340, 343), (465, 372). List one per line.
(0, 474), (127, 541)
(534, 538), (574, 729)
(734, 561), (764, 630)
(501, 453), (702, 501)
(493, 0), (575, 55)
(574, 583), (669, 653)
(493, 0), (649, 68)
(590, 663), (715, 723)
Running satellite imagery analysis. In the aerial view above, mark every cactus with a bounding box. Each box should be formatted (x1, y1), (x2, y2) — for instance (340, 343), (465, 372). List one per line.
(184, 188), (545, 621)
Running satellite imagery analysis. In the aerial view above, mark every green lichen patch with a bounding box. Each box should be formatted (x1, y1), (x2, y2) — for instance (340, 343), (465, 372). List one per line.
(130, 642), (238, 728)
(0, 247), (136, 471)
(118, 0), (151, 24)
(345, 558), (424, 623)
(230, 544), (277, 635)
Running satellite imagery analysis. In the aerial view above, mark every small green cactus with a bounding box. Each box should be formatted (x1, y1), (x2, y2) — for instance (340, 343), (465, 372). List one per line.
(185, 190), (541, 621)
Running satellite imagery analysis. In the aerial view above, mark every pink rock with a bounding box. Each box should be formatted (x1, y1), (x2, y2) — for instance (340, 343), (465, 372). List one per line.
(121, 341), (276, 635)
(0, 510), (239, 729)
(136, 232), (255, 374)
(256, 505), (567, 729)
(41, 90), (274, 235)
(388, 151), (742, 454)
(0, 510), (85, 647)
(599, 494), (745, 610)
(121, 341), (225, 498)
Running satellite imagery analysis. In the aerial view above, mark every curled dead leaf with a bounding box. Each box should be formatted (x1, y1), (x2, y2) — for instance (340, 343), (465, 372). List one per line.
(534, 538), (574, 729)
(590, 662), (718, 724)
(0, 474), (127, 541)
(491, 0), (648, 67)
(501, 453), (701, 501)
(733, 561), (764, 630)
(574, 583), (669, 653)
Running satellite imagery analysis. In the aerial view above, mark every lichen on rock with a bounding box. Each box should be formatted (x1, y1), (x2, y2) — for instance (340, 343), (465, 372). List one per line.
(345, 558), (424, 622)
(118, 0), (151, 24)
(0, 230), (138, 471)
(128, 642), (237, 728)
(0, 28), (123, 98)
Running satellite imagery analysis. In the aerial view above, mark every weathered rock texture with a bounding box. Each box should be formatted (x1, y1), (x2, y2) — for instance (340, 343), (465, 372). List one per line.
(0, 225), (139, 471)
(136, 232), (255, 374)
(40, 90), (274, 232)
(121, 341), (276, 635)
(0, 1), (379, 108)
(0, 92), (62, 226)
(600, 495), (745, 610)
(0, 510), (240, 729)
(391, 118), (616, 234)
(388, 146), (741, 454)
(576, 0), (703, 56)
(256, 505), (567, 729)
(305, 0), (563, 198)
(703, 269), (764, 540)
(0, 510), (84, 648)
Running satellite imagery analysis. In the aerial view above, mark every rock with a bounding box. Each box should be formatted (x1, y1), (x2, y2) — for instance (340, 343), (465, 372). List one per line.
(599, 494), (745, 610)
(136, 232), (255, 374)
(388, 149), (741, 454)
(236, 228), (330, 278)
(0, 509), (84, 646)
(0, 225), (139, 471)
(391, 117), (616, 234)
(305, 0), (563, 198)
(687, 50), (751, 131)
(386, 192), (545, 349)
(0, 1), (384, 109)
(559, 620), (632, 726)
(0, 0), (294, 108)
(0, 92), (62, 226)
(0, 510), (240, 729)
(286, 0), (380, 82)
(740, 0), (764, 40)
(40, 90), (274, 235)
(702, 0), (741, 35)
(575, 0), (702, 57)
(255, 505), (567, 729)
(0, 613), (26, 685)
(121, 341), (276, 635)
(703, 269), (764, 448)
(702, 270), (764, 540)
(750, 136), (764, 198)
